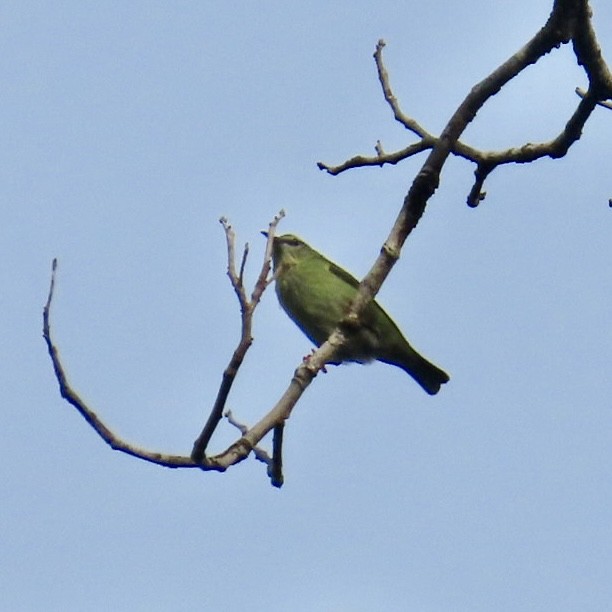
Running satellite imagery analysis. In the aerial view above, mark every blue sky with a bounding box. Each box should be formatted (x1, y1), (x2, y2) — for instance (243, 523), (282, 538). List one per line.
(2, 2), (611, 610)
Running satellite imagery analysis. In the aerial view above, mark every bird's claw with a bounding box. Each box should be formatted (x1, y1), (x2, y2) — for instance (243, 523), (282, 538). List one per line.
(302, 349), (327, 373)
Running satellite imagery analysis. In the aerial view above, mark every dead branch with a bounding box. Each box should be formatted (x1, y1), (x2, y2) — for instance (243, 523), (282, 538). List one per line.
(576, 86), (612, 108)
(43, 259), (199, 469)
(190, 209), (285, 464)
(44, 211), (287, 482)
(225, 409), (277, 473)
(45, 0), (610, 487)
(318, 2), (611, 207)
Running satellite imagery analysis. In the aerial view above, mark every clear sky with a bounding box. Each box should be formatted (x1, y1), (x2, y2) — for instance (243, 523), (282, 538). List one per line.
(2, 2), (611, 611)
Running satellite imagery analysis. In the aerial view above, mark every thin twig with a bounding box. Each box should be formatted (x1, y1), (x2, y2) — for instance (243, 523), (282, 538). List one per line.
(225, 409), (274, 468)
(238, 243), (249, 286)
(373, 39), (432, 138)
(575, 86), (612, 108)
(191, 210), (284, 464)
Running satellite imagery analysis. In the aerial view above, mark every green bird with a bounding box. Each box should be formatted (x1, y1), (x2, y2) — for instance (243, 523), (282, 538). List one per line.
(265, 233), (449, 395)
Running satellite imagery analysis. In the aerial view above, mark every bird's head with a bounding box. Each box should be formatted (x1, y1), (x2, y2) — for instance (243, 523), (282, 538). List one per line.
(261, 232), (314, 268)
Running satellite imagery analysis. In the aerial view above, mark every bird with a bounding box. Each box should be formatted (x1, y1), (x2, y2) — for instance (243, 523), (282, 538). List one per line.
(264, 232), (449, 395)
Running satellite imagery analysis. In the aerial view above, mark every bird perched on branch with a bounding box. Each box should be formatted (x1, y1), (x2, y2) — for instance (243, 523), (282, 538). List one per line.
(264, 233), (449, 395)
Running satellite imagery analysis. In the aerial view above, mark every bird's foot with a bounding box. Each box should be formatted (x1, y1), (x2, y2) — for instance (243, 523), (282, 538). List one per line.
(302, 349), (327, 373)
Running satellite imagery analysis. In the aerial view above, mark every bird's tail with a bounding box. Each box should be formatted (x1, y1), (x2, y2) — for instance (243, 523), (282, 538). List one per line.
(381, 348), (450, 395)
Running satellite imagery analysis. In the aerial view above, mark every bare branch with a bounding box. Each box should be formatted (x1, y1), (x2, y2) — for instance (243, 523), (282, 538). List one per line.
(43, 260), (200, 469)
(180, 2), (612, 477)
(224, 410), (274, 467)
(238, 242), (249, 286)
(44, 212), (289, 482)
(319, 1), (611, 205)
(311, 0), (611, 403)
(191, 210), (285, 464)
(373, 39), (433, 139)
(223, 410), (284, 487)
(318, 141), (433, 175)
(204, 362), (317, 472)
(571, 2), (612, 95)
(576, 86), (612, 108)
(46, 1), (610, 487)
(270, 424), (285, 488)
(250, 209), (285, 304)
(219, 217), (247, 306)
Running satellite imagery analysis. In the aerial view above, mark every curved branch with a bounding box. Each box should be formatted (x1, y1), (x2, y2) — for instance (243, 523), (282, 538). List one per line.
(43, 259), (199, 469)
(44, 211), (287, 480)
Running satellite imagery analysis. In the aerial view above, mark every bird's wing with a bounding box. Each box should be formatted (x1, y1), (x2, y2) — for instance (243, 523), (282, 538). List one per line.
(327, 258), (386, 344)
(327, 260), (360, 289)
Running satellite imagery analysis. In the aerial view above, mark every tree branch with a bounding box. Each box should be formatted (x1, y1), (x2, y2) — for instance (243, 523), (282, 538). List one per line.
(45, 0), (610, 486)
(43, 259), (199, 469)
(44, 211), (288, 481)
(319, 1), (610, 206)
(190, 211), (285, 464)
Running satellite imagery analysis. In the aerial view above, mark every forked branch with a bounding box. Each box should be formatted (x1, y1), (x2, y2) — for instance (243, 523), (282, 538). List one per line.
(44, 211), (288, 484)
(190, 211), (285, 464)
(318, 2), (611, 207)
(45, 0), (610, 487)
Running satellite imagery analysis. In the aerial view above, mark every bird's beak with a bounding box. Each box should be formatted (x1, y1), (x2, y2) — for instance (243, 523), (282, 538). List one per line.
(261, 231), (269, 238)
